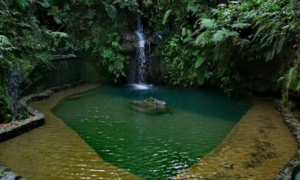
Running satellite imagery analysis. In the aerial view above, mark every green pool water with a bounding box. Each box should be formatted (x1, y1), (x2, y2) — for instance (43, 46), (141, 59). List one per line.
(52, 85), (249, 180)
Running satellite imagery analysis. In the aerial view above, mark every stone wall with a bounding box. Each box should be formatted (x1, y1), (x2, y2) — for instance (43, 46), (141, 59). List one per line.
(0, 80), (85, 142)
(0, 162), (25, 180)
(46, 55), (83, 88)
(275, 101), (300, 180)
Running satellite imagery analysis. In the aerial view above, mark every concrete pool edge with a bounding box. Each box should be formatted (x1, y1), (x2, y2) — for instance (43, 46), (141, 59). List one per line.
(0, 80), (86, 143)
(0, 162), (25, 180)
(175, 100), (297, 180)
(1, 84), (297, 180)
(0, 81), (87, 180)
(27, 83), (144, 180)
(274, 100), (300, 180)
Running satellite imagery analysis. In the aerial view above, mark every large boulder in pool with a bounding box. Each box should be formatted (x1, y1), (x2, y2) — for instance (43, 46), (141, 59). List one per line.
(129, 97), (170, 114)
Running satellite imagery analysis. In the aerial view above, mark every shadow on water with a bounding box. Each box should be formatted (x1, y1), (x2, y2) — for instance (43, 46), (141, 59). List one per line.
(68, 85), (250, 122)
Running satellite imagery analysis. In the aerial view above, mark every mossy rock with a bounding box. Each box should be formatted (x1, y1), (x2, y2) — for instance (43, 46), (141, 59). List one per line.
(129, 97), (170, 114)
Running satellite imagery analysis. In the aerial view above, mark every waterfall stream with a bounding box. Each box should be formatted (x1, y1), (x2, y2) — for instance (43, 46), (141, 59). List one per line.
(135, 18), (147, 84)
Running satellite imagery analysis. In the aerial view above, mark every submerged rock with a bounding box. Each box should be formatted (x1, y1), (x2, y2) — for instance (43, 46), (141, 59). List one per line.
(129, 97), (170, 114)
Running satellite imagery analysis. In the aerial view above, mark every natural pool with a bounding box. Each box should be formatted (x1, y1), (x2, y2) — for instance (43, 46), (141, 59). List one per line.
(52, 85), (249, 179)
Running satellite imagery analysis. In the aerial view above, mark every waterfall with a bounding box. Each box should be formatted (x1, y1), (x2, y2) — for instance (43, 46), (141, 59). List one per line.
(135, 18), (147, 84)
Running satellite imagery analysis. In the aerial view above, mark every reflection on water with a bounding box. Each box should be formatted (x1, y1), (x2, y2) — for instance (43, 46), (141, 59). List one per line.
(131, 84), (153, 90)
(52, 85), (249, 179)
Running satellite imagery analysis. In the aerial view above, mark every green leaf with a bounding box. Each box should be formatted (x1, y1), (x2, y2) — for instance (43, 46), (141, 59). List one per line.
(170, 41), (177, 47)
(200, 18), (216, 29)
(195, 31), (211, 46)
(187, 29), (192, 37)
(183, 37), (193, 43)
(182, 27), (187, 37)
(114, 61), (123, 70)
(195, 57), (205, 68)
(103, 2), (117, 19)
(253, 0), (263, 5)
(232, 23), (251, 29)
(38, 0), (50, 8)
(53, 17), (62, 24)
(212, 30), (225, 42)
(277, 76), (285, 82)
(212, 29), (239, 43)
(296, 84), (300, 91)
(272, 5), (281, 12)
(197, 69), (206, 85)
(162, 10), (172, 24)
(112, 41), (119, 47)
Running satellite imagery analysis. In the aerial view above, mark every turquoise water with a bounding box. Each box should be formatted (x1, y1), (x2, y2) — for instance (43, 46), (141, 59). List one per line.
(52, 85), (249, 179)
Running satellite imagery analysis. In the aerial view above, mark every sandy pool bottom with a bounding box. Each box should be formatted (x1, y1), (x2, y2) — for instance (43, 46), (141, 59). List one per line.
(176, 101), (297, 180)
(0, 84), (297, 180)
(0, 84), (143, 180)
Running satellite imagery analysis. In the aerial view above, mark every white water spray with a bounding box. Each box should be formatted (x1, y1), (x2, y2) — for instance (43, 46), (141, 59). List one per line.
(135, 18), (147, 84)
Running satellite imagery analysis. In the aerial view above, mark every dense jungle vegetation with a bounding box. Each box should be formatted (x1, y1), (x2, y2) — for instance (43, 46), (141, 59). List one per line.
(1, 0), (300, 123)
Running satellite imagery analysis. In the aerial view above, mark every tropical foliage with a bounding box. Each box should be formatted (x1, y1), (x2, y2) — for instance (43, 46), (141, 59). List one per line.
(48, 0), (139, 82)
(155, 0), (300, 95)
(2, 0), (300, 123)
(0, 0), (63, 123)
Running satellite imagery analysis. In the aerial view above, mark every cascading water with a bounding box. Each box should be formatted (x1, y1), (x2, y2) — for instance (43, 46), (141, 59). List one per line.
(135, 18), (147, 84)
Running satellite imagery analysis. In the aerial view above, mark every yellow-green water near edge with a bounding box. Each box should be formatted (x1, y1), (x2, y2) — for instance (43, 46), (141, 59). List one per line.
(51, 85), (249, 179)
(0, 84), (297, 180)
(0, 84), (143, 180)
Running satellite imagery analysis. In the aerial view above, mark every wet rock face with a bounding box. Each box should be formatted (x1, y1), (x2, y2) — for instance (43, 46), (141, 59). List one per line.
(129, 97), (170, 114)
(122, 32), (137, 42)
(245, 80), (275, 97)
(0, 162), (25, 180)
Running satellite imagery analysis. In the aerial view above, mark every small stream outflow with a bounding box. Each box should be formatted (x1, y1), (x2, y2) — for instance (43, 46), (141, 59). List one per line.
(135, 18), (147, 84)
(8, 70), (24, 121)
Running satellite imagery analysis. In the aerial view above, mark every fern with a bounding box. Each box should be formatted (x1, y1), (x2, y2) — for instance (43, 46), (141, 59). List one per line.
(232, 23), (251, 29)
(194, 30), (211, 46)
(212, 29), (239, 43)
(276, 35), (286, 54)
(36, 0), (50, 8)
(236, 38), (250, 47)
(243, 10), (257, 19)
(0, 35), (14, 51)
(213, 40), (229, 62)
(212, 30), (225, 42)
(16, 21), (32, 28)
(103, 2), (117, 19)
(200, 18), (216, 29)
(195, 57), (205, 68)
(47, 31), (68, 38)
(15, 0), (28, 10)
(286, 66), (297, 90)
(84, 9), (96, 20)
